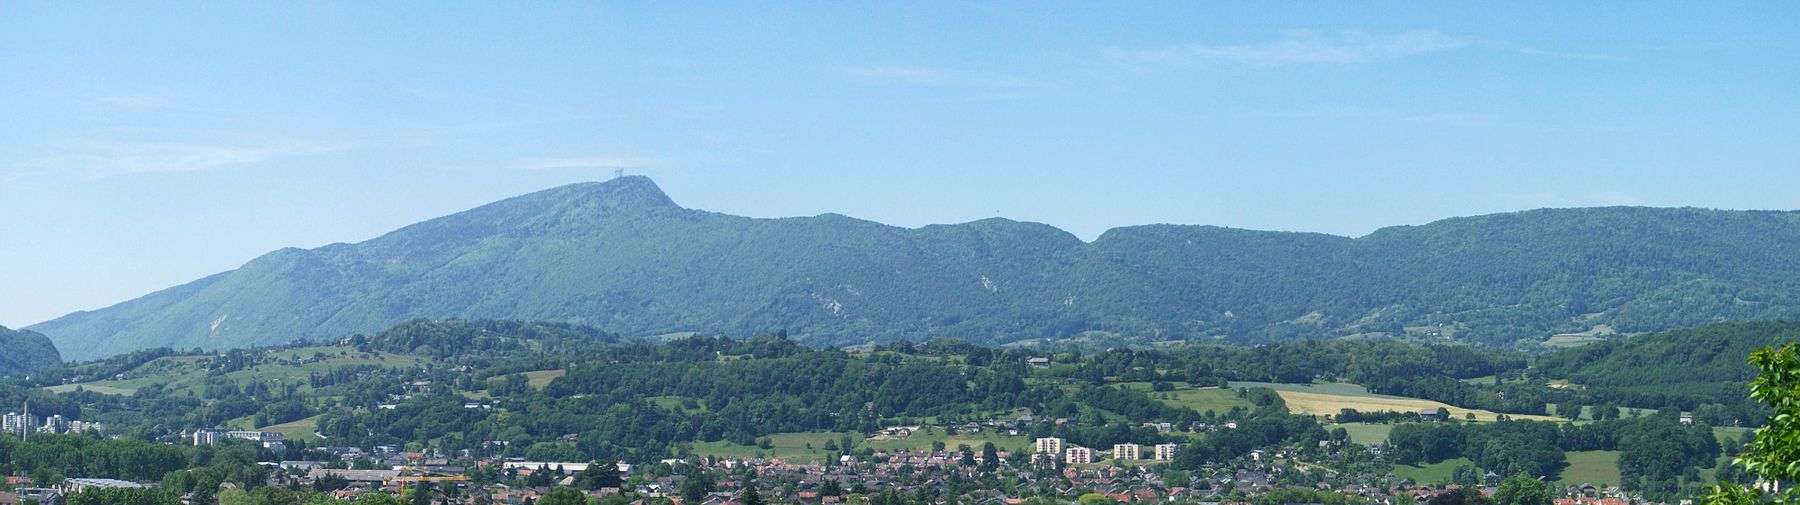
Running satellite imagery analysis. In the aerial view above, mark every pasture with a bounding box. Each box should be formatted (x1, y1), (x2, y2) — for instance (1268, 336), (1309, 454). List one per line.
(523, 369), (567, 389)
(1393, 458), (1472, 484)
(1120, 382), (1260, 415)
(1231, 381), (1559, 422)
(1557, 451), (1622, 486)
(1329, 423), (1394, 445)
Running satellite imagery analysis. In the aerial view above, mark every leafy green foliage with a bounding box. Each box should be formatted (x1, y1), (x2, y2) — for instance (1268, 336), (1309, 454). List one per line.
(539, 487), (590, 505)
(2, 433), (191, 481)
(30, 178), (1800, 359)
(1390, 413), (1720, 497)
(1538, 321), (1800, 420)
(1738, 345), (1800, 489)
(363, 319), (619, 358)
(1704, 344), (1800, 505)
(1494, 474), (1553, 505)
(1390, 422), (1566, 479)
(64, 487), (183, 505)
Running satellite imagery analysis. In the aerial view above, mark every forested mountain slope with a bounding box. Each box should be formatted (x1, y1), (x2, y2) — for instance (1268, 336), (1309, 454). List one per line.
(0, 325), (63, 373)
(30, 176), (1800, 359)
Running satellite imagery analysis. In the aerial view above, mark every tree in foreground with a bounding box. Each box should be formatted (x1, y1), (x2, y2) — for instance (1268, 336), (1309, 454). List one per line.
(1704, 344), (1800, 505)
(742, 485), (765, 505)
(1426, 487), (1494, 505)
(1494, 474), (1553, 505)
(64, 488), (183, 505)
(354, 494), (406, 505)
(540, 487), (590, 505)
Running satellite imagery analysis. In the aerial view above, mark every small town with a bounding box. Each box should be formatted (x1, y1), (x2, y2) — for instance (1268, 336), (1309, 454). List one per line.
(0, 412), (1656, 505)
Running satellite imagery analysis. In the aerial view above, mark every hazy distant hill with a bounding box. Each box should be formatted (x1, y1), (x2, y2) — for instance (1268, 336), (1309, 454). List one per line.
(30, 176), (1800, 360)
(0, 325), (63, 373)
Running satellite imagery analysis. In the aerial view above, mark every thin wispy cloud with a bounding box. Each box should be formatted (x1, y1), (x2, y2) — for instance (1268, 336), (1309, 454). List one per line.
(1253, 107), (1500, 128)
(83, 91), (181, 112)
(36, 141), (346, 179)
(1511, 46), (1627, 62)
(1110, 29), (1470, 67)
(108, 144), (279, 174)
(519, 156), (658, 171)
(844, 65), (1053, 92)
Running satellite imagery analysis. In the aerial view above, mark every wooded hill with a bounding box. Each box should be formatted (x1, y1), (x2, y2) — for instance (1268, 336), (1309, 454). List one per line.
(0, 325), (62, 374)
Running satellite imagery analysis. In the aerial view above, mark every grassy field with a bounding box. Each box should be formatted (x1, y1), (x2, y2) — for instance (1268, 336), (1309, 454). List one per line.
(1460, 375), (1498, 385)
(1714, 426), (1753, 445)
(649, 395), (708, 413)
(259, 415), (325, 442)
(1544, 325), (1616, 348)
(688, 427), (1033, 462)
(44, 383), (138, 395)
(1555, 405), (1661, 421)
(1232, 381), (1559, 422)
(1557, 451), (1621, 486)
(862, 426), (1033, 454)
(1701, 427), (1755, 483)
(1330, 423), (1395, 445)
(688, 431), (857, 462)
(1121, 383), (1258, 415)
(1394, 458), (1472, 484)
(523, 369), (566, 389)
(1544, 335), (1608, 348)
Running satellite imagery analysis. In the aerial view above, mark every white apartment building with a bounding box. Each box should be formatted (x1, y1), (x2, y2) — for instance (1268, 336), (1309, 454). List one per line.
(1112, 443), (1140, 460)
(1154, 443), (1178, 461)
(1064, 446), (1093, 465)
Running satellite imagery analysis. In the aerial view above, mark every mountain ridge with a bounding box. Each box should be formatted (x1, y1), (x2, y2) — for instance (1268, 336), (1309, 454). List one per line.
(30, 176), (1800, 360)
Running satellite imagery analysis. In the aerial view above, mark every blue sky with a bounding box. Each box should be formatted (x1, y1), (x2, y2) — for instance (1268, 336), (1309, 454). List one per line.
(2, 3), (1797, 327)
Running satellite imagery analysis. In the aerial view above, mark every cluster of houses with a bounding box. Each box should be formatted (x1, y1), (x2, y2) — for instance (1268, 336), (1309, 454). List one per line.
(1, 407), (1666, 505)
(0, 433), (1668, 505)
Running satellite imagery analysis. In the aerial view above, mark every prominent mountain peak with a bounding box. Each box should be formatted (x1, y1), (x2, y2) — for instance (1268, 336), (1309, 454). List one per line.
(562, 175), (678, 209)
(503, 175), (680, 215)
(332, 176), (682, 256)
